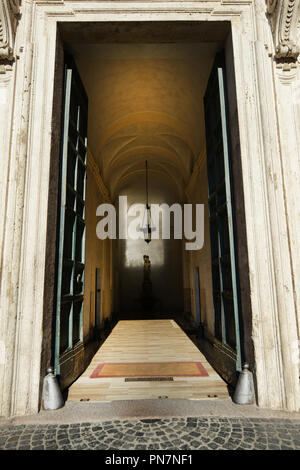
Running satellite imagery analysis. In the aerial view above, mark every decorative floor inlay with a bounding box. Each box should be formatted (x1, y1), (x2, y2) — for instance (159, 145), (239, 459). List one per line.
(90, 362), (209, 378)
(124, 377), (174, 382)
(68, 320), (229, 402)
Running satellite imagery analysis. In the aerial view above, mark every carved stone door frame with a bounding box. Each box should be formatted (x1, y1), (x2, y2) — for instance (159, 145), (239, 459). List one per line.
(0, 0), (299, 416)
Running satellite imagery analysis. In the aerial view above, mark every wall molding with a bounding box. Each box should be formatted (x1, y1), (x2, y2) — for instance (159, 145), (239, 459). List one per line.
(267, 0), (300, 68)
(0, 0), (20, 73)
(87, 147), (111, 203)
(185, 149), (206, 199)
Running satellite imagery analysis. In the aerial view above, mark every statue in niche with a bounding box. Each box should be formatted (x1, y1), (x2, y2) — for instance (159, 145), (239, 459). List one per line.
(141, 254), (154, 311)
(143, 255), (151, 281)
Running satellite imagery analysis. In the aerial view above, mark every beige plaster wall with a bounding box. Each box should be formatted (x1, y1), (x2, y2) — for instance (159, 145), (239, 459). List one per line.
(116, 173), (184, 314)
(83, 167), (114, 341)
(185, 159), (215, 336)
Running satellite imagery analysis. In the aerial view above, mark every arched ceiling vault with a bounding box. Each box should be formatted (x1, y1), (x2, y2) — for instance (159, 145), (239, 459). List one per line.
(113, 168), (184, 202)
(72, 42), (220, 200)
(95, 112), (198, 156)
(106, 145), (186, 181)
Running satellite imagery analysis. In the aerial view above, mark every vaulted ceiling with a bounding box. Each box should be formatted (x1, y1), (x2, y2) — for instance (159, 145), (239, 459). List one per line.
(71, 41), (220, 200)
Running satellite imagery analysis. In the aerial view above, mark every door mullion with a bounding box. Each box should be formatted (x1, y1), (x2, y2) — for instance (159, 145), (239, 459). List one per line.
(205, 52), (242, 372)
(211, 105), (226, 346)
(214, 170), (226, 346)
(218, 65), (242, 370)
(71, 103), (80, 349)
(55, 68), (73, 373)
(80, 135), (87, 342)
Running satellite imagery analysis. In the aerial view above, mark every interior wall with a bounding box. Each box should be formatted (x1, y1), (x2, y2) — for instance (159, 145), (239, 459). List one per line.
(84, 166), (114, 339)
(116, 174), (184, 314)
(185, 158), (215, 334)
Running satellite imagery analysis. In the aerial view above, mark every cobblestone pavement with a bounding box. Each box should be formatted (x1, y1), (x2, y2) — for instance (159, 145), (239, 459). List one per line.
(0, 417), (300, 450)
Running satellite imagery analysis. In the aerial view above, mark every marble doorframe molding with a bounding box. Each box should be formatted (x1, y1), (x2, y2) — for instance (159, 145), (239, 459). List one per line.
(0, 0), (299, 417)
(0, 0), (21, 72)
(266, 0), (300, 67)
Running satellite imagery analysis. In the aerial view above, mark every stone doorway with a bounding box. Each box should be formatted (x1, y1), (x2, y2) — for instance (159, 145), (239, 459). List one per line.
(47, 21), (250, 399)
(2, 2), (298, 418)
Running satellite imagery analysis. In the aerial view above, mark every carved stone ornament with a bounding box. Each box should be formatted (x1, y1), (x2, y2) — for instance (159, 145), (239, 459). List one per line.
(267, 0), (300, 65)
(0, 0), (20, 63)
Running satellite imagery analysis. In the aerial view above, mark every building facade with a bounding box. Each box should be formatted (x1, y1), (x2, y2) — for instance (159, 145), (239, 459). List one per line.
(0, 0), (300, 418)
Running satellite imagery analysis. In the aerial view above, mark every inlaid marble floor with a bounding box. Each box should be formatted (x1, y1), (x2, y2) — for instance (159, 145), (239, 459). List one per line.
(67, 320), (229, 402)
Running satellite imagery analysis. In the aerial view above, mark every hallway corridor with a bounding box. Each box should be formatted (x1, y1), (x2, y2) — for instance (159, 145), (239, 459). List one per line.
(67, 320), (229, 402)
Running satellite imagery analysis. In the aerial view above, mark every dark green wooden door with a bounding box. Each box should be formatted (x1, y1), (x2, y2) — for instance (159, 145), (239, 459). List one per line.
(204, 52), (242, 371)
(55, 57), (88, 375)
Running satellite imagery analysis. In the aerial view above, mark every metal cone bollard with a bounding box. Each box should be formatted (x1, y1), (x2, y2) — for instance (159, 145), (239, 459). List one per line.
(42, 367), (64, 410)
(233, 363), (254, 405)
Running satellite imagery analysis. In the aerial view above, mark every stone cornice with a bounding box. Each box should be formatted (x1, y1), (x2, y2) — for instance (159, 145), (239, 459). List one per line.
(0, 0), (20, 71)
(86, 147), (111, 203)
(267, 0), (300, 66)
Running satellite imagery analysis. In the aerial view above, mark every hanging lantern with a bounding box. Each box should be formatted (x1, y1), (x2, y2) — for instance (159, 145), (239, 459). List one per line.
(144, 160), (152, 244)
(145, 204), (152, 244)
